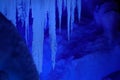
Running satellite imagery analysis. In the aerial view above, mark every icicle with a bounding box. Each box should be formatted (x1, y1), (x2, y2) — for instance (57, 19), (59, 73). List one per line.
(48, 0), (57, 69)
(31, 0), (45, 73)
(63, 0), (67, 10)
(57, 0), (62, 33)
(77, 0), (81, 22)
(67, 0), (71, 40)
(66, 0), (81, 35)
(70, 0), (76, 32)
(24, 0), (30, 43)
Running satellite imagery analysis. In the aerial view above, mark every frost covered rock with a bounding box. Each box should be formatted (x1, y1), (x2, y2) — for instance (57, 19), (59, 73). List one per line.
(103, 70), (120, 80)
(0, 13), (39, 80)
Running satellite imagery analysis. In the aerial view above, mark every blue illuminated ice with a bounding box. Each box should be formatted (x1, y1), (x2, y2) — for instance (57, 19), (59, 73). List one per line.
(31, 0), (45, 73)
(57, 0), (62, 32)
(77, 0), (81, 22)
(67, 0), (71, 40)
(48, 0), (57, 69)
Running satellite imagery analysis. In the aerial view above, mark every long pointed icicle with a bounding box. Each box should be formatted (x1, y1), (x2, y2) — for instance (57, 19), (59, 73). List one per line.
(67, 0), (71, 40)
(31, 0), (45, 73)
(57, 0), (62, 33)
(24, 0), (30, 42)
(63, 0), (67, 9)
(48, 0), (57, 69)
(70, 0), (76, 32)
(77, 0), (81, 22)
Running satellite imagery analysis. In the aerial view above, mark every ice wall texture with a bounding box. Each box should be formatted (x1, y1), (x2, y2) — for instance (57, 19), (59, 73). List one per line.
(0, 0), (81, 74)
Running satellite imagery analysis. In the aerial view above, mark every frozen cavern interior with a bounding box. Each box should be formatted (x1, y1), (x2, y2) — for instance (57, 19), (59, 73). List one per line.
(0, 0), (120, 80)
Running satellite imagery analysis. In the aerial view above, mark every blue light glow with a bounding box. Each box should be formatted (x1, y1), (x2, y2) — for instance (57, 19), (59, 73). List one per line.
(0, 0), (120, 80)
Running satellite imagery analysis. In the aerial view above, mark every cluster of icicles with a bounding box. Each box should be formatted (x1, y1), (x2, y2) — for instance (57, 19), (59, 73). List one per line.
(0, 0), (81, 74)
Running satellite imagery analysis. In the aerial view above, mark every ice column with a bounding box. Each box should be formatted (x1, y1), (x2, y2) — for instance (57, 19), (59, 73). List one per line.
(48, 0), (57, 69)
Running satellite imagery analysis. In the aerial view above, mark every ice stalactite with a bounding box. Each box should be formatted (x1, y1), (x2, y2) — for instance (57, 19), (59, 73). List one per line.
(77, 0), (81, 22)
(41, 1), (57, 76)
(48, 0), (57, 69)
(67, 0), (81, 40)
(67, 0), (71, 40)
(70, 0), (76, 32)
(57, 0), (62, 33)
(42, 0), (51, 77)
(31, 0), (45, 74)
(63, 0), (67, 9)
(24, 0), (30, 42)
